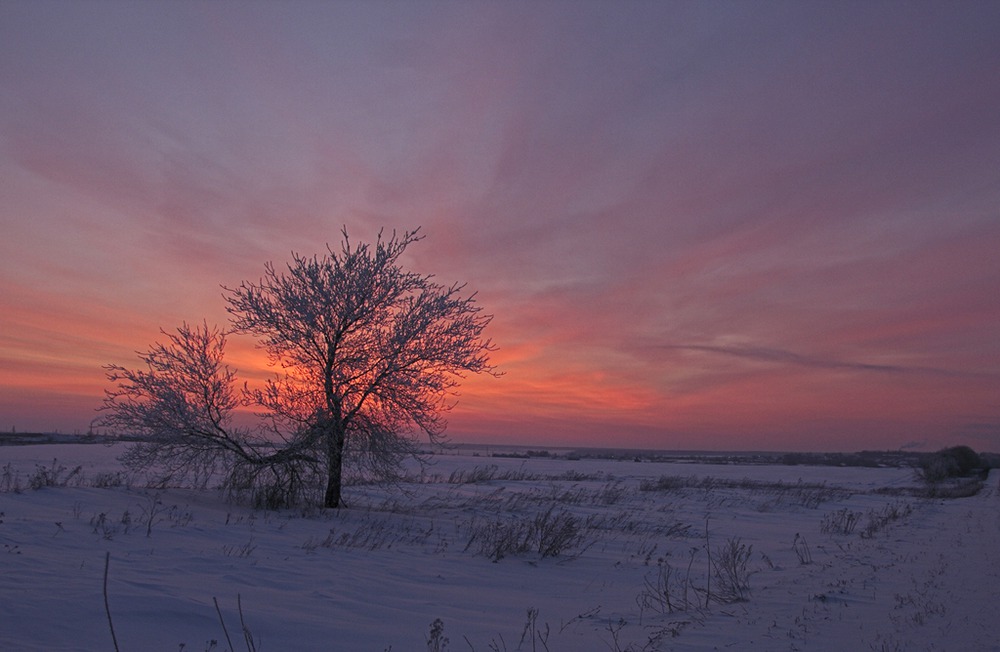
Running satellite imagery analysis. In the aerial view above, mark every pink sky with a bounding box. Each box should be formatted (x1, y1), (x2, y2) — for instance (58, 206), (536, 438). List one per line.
(2, 1), (998, 452)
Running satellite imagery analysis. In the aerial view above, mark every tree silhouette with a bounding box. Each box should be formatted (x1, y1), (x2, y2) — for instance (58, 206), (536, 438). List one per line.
(98, 228), (498, 507)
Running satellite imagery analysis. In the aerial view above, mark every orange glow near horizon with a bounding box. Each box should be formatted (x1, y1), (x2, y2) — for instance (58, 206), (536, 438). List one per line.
(2, 315), (997, 451)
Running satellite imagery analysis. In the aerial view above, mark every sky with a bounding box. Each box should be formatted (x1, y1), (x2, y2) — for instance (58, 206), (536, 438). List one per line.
(2, 0), (998, 452)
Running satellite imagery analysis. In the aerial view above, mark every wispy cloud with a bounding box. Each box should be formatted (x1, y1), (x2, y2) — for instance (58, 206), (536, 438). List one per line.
(665, 344), (997, 380)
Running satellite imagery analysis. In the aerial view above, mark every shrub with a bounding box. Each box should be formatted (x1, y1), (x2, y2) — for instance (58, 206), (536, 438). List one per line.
(1, 463), (20, 493)
(426, 618), (449, 652)
(922, 477), (983, 499)
(918, 446), (983, 482)
(792, 533), (812, 565)
(639, 475), (691, 492)
(859, 502), (913, 539)
(821, 508), (862, 535)
(91, 472), (127, 489)
(711, 537), (754, 603)
(28, 459), (82, 490)
(639, 475), (846, 508)
(636, 558), (691, 616)
(464, 507), (587, 561)
(534, 507), (584, 558)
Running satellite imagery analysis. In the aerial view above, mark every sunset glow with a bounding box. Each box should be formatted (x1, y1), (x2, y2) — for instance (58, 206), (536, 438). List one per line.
(2, 1), (998, 451)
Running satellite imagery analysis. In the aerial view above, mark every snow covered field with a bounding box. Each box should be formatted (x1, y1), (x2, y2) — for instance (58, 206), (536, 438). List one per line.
(1, 443), (997, 651)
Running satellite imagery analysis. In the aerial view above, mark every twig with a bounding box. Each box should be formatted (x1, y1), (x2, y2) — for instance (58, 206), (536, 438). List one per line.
(214, 597), (236, 652)
(238, 593), (257, 652)
(104, 552), (120, 652)
(704, 516), (711, 608)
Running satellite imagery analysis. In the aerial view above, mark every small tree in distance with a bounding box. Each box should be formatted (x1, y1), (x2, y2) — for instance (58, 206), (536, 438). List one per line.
(98, 228), (498, 508)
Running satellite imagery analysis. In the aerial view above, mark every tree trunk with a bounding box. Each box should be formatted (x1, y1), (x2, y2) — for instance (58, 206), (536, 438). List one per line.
(324, 428), (345, 508)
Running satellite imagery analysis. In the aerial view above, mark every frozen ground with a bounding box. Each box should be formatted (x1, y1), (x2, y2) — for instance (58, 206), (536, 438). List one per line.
(1, 443), (997, 651)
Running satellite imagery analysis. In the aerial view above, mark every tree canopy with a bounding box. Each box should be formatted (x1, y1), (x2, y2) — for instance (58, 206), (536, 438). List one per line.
(98, 228), (498, 507)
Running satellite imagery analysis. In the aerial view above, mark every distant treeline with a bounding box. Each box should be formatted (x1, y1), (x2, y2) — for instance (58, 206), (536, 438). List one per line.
(0, 431), (113, 446)
(479, 447), (998, 471)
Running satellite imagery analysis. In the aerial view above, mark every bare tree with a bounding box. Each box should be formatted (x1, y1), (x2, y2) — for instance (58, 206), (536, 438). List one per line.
(98, 228), (498, 508)
(97, 322), (321, 504)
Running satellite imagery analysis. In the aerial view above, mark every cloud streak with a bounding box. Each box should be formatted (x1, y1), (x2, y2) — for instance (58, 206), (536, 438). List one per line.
(663, 344), (997, 380)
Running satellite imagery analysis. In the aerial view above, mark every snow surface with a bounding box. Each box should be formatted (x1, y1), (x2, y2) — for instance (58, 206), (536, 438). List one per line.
(1, 443), (997, 651)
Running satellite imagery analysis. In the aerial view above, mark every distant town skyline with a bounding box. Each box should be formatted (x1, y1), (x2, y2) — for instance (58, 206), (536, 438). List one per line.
(2, 1), (998, 452)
